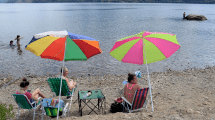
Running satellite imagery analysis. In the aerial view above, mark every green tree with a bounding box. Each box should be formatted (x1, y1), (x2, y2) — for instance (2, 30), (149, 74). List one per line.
(0, 103), (15, 120)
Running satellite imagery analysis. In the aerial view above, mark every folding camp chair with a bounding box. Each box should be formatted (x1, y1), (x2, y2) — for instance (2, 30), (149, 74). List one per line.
(121, 87), (149, 113)
(12, 94), (46, 120)
(47, 77), (76, 117)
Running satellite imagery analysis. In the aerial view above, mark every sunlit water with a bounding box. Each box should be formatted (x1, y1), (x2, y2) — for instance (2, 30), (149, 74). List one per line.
(0, 3), (215, 78)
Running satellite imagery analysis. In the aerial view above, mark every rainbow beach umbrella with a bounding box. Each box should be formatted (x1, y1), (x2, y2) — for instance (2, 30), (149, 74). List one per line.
(25, 30), (102, 119)
(25, 30), (102, 61)
(109, 31), (181, 111)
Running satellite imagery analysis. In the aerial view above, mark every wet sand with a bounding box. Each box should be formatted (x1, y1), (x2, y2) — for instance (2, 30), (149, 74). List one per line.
(0, 66), (215, 120)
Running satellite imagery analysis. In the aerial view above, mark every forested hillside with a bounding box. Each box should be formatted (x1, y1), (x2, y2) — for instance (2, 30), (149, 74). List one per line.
(1, 0), (215, 4)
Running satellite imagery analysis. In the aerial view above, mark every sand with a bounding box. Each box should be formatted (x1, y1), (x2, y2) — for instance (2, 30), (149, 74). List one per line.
(0, 66), (215, 120)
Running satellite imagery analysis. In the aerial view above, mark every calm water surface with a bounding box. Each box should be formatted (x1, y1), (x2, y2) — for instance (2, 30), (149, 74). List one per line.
(0, 3), (215, 78)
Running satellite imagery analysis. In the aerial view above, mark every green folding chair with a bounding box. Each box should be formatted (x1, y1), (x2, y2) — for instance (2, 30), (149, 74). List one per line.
(12, 94), (46, 120)
(47, 77), (76, 117)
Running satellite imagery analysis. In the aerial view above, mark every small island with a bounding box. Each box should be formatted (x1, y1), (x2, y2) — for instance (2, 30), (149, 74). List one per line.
(184, 14), (207, 21)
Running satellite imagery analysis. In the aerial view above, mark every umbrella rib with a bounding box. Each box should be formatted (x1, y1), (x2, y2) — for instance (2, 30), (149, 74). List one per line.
(54, 47), (64, 58)
(124, 39), (141, 52)
(142, 37), (164, 53)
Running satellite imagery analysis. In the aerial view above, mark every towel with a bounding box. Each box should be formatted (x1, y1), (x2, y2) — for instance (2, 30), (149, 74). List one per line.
(50, 99), (59, 107)
(122, 80), (128, 85)
(43, 98), (63, 108)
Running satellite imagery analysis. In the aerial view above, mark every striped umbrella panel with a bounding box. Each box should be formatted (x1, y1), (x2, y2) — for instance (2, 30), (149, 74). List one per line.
(26, 35), (102, 61)
(109, 31), (181, 64)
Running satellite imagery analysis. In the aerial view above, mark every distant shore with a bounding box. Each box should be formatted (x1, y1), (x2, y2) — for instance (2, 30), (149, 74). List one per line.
(2, 2), (215, 4)
(0, 66), (215, 120)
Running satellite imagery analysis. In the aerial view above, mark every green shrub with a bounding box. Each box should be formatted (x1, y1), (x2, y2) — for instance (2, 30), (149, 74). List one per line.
(0, 103), (15, 120)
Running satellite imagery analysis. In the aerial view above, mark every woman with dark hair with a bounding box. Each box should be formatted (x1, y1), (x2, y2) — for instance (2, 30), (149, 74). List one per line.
(16, 78), (46, 103)
(123, 73), (141, 103)
(10, 40), (15, 46)
(14, 35), (24, 46)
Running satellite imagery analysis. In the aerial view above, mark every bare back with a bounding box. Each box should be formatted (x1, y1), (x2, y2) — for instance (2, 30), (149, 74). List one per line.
(124, 83), (141, 103)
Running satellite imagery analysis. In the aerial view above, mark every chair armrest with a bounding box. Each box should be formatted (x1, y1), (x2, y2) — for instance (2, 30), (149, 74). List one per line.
(121, 97), (132, 106)
(30, 101), (37, 106)
(30, 98), (42, 107)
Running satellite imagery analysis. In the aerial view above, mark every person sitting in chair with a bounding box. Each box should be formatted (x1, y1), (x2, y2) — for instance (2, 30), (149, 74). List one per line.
(124, 73), (141, 103)
(59, 67), (76, 91)
(16, 78), (46, 104)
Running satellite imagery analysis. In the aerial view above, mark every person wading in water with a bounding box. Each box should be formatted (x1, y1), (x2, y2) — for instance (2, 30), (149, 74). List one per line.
(14, 35), (24, 46)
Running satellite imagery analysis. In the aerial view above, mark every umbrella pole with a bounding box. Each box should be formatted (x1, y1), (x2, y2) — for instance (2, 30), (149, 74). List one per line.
(143, 45), (154, 112)
(145, 63), (154, 111)
(57, 66), (64, 120)
(57, 37), (67, 119)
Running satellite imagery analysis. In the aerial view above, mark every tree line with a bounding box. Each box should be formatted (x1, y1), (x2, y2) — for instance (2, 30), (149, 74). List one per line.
(2, 0), (215, 3)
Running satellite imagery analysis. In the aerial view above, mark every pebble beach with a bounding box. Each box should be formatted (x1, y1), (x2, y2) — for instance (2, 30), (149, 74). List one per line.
(0, 66), (215, 120)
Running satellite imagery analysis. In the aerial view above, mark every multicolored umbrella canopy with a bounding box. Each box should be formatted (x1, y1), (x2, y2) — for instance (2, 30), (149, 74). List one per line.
(25, 30), (102, 61)
(25, 30), (102, 119)
(109, 31), (181, 64)
(109, 31), (181, 112)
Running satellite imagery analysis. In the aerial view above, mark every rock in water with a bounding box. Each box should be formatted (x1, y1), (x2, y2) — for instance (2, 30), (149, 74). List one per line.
(185, 14), (207, 21)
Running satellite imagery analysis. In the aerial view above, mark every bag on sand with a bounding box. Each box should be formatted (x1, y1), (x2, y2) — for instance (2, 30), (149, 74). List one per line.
(42, 98), (64, 117)
(115, 97), (123, 103)
(110, 101), (123, 113)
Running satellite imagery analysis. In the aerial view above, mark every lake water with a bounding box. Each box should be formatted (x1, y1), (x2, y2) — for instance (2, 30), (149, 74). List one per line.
(0, 3), (215, 78)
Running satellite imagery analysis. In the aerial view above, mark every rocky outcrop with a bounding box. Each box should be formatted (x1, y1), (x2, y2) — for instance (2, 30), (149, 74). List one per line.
(184, 14), (207, 21)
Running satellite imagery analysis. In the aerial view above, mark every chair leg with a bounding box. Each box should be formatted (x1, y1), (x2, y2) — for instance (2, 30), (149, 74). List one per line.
(63, 103), (69, 117)
(122, 101), (124, 112)
(17, 107), (20, 120)
(68, 97), (73, 117)
(33, 109), (36, 120)
(73, 98), (78, 103)
(146, 106), (148, 112)
(42, 107), (50, 120)
(41, 107), (44, 120)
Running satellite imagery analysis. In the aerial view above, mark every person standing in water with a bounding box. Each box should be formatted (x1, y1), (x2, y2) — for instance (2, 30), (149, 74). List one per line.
(17, 45), (22, 55)
(14, 35), (24, 46)
(183, 12), (186, 18)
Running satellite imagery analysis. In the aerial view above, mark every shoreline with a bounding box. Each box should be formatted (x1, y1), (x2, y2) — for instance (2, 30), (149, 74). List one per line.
(0, 65), (213, 88)
(1, 65), (214, 88)
(0, 66), (215, 119)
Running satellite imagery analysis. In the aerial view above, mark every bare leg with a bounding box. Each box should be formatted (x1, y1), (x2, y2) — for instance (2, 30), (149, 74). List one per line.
(17, 41), (20, 46)
(73, 82), (76, 87)
(68, 80), (76, 90)
(31, 88), (46, 101)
